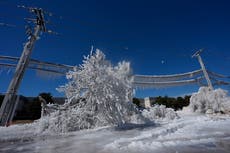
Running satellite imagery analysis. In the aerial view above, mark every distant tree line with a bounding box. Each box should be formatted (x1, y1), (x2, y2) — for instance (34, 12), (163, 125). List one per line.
(154, 96), (190, 110)
(0, 93), (191, 121)
(133, 95), (191, 111)
(0, 93), (53, 120)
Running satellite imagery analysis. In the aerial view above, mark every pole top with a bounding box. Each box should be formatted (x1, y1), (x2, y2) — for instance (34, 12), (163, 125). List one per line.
(18, 5), (46, 32)
(192, 48), (204, 58)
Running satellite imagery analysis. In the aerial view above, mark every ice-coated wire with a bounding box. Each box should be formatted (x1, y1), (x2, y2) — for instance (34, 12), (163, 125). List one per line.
(132, 77), (205, 89)
(207, 70), (230, 79)
(133, 69), (203, 82)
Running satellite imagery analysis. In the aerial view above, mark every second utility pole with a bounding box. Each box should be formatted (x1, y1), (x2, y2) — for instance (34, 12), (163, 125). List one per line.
(192, 49), (213, 90)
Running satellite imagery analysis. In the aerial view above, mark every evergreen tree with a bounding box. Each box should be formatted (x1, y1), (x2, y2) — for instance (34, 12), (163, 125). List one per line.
(133, 97), (141, 107)
(39, 92), (54, 104)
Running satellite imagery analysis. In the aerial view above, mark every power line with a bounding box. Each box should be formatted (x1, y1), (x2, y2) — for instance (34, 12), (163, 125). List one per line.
(0, 22), (16, 28)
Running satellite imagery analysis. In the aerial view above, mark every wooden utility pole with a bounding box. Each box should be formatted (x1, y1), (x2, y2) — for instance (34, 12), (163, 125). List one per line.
(0, 8), (46, 126)
(192, 49), (213, 90)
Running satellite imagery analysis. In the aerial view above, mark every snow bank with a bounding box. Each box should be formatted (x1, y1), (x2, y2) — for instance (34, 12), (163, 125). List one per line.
(189, 87), (230, 114)
(142, 105), (178, 121)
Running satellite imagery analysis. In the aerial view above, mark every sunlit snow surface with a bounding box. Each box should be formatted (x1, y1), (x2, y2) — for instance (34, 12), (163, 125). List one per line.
(0, 111), (230, 153)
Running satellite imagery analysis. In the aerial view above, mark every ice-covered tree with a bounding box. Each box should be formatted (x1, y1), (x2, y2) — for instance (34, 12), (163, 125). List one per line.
(39, 49), (143, 132)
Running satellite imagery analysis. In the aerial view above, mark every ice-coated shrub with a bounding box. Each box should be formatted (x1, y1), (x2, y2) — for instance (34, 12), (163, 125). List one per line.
(142, 105), (178, 121)
(189, 87), (230, 114)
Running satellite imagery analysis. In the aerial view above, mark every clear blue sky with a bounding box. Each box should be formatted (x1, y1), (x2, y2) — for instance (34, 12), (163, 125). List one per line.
(0, 0), (229, 98)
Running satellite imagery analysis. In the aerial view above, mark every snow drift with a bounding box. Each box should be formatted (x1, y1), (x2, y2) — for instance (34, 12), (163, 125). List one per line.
(189, 87), (230, 114)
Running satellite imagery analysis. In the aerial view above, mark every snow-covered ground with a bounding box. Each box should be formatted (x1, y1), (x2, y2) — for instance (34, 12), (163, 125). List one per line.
(0, 111), (230, 153)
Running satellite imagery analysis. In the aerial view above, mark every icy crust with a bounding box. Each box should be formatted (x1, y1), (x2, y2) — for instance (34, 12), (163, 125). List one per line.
(0, 123), (37, 142)
(189, 87), (230, 114)
(38, 50), (147, 132)
(142, 105), (178, 121)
